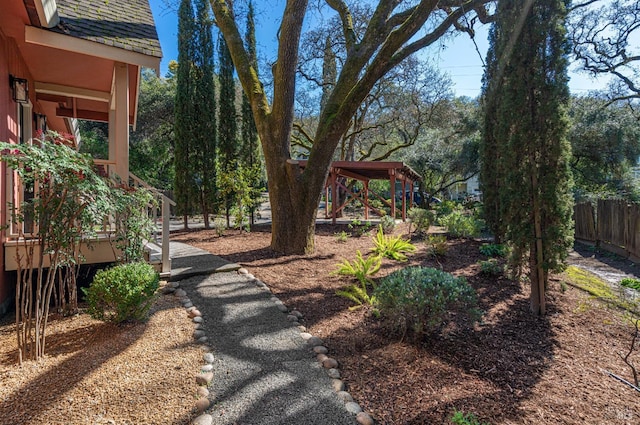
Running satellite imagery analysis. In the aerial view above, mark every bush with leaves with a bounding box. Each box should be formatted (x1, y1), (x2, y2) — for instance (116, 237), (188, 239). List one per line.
(83, 262), (159, 323)
(439, 210), (481, 238)
(479, 243), (509, 258)
(371, 225), (417, 261)
(348, 218), (373, 237)
(111, 185), (156, 263)
(407, 207), (433, 234)
(379, 215), (396, 234)
(620, 277), (640, 291)
(426, 234), (448, 257)
(374, 266), (481, 338)
(433, 200), (461, 222)
(478, 259), (503, 276)
(0, 131), (114, 362)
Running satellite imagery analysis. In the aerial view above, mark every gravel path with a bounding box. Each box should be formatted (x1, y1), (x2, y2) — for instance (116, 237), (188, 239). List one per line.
(170, 242), (356, 425)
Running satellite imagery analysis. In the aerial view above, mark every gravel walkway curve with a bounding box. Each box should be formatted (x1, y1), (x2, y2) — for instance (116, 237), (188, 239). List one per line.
(169, 242), (356, 425)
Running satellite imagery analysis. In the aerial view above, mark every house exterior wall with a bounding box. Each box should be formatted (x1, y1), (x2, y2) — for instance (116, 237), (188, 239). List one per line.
(0, 30), (35, 316)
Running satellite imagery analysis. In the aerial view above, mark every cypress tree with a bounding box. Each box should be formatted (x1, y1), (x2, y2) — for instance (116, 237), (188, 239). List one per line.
(193, 0), (217, 228)
(218, 22), (238, 226)
(174, 0), (197, 229)
(240, 1), (262, 225)
(482, 0), (574, 315)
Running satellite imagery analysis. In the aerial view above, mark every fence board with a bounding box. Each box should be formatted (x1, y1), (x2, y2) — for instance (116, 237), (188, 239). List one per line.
(574, 202), (596, 242)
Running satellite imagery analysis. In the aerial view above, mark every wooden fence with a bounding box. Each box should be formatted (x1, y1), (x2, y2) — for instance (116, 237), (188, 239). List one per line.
(575, 199), (640, 260)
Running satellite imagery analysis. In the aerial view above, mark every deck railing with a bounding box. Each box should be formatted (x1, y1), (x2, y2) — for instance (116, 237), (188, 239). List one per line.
(4, 161), (175, 275)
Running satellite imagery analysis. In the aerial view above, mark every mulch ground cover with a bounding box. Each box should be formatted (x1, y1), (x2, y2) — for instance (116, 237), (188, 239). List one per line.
(173, 222), (640, 425)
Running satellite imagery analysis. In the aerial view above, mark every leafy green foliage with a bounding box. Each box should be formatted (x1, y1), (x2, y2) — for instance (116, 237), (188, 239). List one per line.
(374, 267), (481, 338)
(1, 131), (115, 360)
(371, 225), (416, 261)
(213, 217), (226, 236)
(434, 200), (461, 221)
(407, 207), (433, 234)
(379, 215), (396, 234)
(479, 243), (509, 258)
(439, 210), (480, 238)
(426, 234), (448, 257)
(621, 278), (640, 291)
(83, 262), (159, 323)
(111, 186), (156, 264)
(333, 250), (381, 287)
(335, 230), (350, 243)
(451, 410), (490, 425)
(333, 250), (382, 308)
(478, 259), (502, 276)
(335, 284), (377, 310)
(174, 0), (198, 220)
(482, 0), (574, 314)
(348, 219), (373, 237)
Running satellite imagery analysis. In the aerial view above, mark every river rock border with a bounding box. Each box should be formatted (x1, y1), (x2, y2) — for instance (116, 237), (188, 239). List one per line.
(160, 268), (375, 425)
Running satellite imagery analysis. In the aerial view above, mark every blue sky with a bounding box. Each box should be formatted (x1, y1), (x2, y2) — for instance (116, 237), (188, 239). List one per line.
(148, 0), (607, 98)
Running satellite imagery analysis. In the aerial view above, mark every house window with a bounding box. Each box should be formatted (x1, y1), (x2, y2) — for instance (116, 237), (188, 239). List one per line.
(16, 102), (35, 234)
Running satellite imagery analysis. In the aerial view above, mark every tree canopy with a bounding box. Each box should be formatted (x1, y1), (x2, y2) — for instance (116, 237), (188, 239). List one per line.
(210, 0), (494, 254)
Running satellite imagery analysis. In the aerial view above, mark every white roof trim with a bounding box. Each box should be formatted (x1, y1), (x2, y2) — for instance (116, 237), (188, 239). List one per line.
(34, 0), (60, 29)
(35, 82), (110, 102)
(25, 25), (161, 70)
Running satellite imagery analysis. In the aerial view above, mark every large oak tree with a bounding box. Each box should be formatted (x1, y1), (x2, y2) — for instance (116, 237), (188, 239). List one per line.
(210, 0), (493, 254)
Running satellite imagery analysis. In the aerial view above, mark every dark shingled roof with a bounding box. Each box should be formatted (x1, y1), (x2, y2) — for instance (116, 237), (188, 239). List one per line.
(50, 0), (162, 58)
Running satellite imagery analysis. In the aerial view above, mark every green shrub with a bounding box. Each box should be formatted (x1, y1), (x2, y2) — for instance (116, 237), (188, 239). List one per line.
(374, 267), (481, 337)
(434, 200), (461, 221)
(439, 210), (480, 238)
(620, 277), (640, 291)
(478, 259), (502, 276)
(426, 234), (448, 257)
(83, 262), (159, 323)
(335, 230), (350, 243)
(371, 225), (416, 262)
(407, 207), (433, 234)
(479, 243), (509, 258)
(213, 217), (226, 236)
(379, 215), (396, 234)
(451, 410), (490, 425)
(348, 219), (373, 237)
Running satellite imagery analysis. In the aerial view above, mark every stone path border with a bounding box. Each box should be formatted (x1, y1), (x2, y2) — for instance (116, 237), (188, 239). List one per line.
(161, 243), (375, 425)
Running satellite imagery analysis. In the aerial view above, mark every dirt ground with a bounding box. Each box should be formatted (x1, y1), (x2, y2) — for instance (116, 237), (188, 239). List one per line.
(0, 292), (204, 425)
(173, 222), (640, 425)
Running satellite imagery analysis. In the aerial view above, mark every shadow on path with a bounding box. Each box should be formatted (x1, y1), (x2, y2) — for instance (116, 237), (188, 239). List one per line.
(170, 242), (354, 425)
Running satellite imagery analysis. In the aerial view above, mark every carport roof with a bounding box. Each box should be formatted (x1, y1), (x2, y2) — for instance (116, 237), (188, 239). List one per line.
(297, 160), (422, 183)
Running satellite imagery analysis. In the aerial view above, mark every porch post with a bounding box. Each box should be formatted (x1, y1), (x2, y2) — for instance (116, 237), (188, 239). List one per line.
(331, 168), (337, 225)
(364, 180), (369, 220)
(401, 179), (406, 222)
(390, 170), (396, 220)
(113, 62), (129, 183)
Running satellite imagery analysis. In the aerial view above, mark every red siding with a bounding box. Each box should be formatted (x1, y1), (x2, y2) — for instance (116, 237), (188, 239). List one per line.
(0, 30), (31, 315)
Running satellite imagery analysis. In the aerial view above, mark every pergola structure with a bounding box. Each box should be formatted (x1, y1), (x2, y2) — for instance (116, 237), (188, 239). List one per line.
(298, 161), (422, 224)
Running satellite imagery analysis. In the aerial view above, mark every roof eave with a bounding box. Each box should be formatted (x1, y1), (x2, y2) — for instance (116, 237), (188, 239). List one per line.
(25, 25), (161, 71)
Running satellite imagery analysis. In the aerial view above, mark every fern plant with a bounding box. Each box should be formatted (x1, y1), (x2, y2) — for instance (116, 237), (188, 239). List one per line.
(332, 250), (382, 287)
(371, 225), (417, 261)
(332, 250), (382, 308)
(335, 284), (377, 309)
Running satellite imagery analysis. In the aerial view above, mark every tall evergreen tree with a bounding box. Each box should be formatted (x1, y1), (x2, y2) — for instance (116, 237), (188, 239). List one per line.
(240, 0), (262, 225)
(481, 0), (574, 315)
(174, 0), (197, 229)
(218, 20), (238, 226)
(193, 0), (217, 228)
